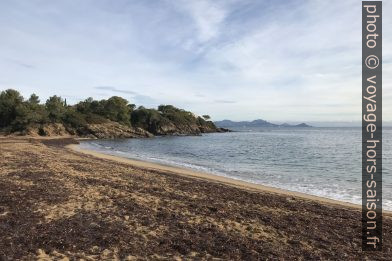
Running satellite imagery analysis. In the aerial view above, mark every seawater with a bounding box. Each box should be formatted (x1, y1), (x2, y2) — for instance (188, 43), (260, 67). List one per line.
(79, 127), (392, 210)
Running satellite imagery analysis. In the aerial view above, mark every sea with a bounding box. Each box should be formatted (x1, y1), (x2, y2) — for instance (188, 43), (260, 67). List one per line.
(79, 127), (392, 210)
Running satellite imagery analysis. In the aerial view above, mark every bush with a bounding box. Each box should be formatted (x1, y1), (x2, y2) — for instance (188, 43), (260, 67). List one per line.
(62, 109), (87, 128)
(84, 113), (107, 124)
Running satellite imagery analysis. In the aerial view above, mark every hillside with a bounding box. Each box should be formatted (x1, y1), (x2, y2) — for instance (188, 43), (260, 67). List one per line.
(0, 89), (228, 138)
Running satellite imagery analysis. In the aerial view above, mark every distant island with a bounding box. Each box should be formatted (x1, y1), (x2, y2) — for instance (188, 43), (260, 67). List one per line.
(215, 119), (311, 128)
(0, 89), (228, 138)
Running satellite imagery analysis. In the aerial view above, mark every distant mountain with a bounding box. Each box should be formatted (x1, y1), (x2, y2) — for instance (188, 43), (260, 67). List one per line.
(215, 119), (277, 128)
(215, 119), (311, 128)
(293, 123), (311, 127)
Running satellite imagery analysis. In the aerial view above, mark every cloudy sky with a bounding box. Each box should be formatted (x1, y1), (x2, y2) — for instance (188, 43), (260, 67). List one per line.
(0, 0), (391, 122)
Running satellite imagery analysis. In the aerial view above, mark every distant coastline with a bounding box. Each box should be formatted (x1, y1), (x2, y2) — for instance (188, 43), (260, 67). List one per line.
(215, 119), (311, 128)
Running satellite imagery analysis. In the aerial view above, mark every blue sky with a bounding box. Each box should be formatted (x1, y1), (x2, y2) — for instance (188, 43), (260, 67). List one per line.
(0, 0), (391, 122)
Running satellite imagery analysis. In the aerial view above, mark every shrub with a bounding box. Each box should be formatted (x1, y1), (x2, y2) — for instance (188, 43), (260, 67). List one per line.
(62, 109), (87, 128)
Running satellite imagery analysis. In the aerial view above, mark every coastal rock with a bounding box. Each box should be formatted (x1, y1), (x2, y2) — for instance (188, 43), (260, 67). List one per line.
(145, 118), (223, 136)
(11, 121), (154, 139)
(216, 127), (231, 133)
(4, 118), (229, 139)
(148, 120), (183, 135)
(85, 122), (154, 139)
(22, 123), (71, 137)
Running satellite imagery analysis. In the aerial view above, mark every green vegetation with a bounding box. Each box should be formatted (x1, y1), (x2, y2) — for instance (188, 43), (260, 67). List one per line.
(0, 89), (221, 136)
(202, 115), (211, 120)
(0, 90), (48, 131)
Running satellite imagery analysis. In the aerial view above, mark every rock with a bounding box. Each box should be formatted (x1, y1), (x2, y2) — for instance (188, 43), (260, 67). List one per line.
(7, 117), (230, 139)
(216, 127), (231, 133)
(22, 123), (70, 137)
(85, 122), (153, 139)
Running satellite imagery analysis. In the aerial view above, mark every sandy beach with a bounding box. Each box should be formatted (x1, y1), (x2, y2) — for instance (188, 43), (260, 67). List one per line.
(1, 137), (391, 260)
(70, 143), (364, 211)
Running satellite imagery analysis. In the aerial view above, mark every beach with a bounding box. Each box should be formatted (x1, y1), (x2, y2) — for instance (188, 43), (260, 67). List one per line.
(1, 137), (391, 260)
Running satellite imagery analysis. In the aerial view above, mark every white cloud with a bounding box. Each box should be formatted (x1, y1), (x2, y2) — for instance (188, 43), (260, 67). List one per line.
(0, 0), (390, 122)
(174, 0), (227, 43)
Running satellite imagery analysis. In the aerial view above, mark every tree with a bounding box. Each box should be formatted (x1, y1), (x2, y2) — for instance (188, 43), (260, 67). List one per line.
(28, 94), (40, 105)
(157, 105), (195, 125)
(0, 89), (24, 128)
(103, 96), (131, 125)
(26, 94), (47, 122)
(62, 108), (87, 128)
(11, 96), (48, 131)
(76, 97), (94, 114)
(202, 115), (211, 120)
(158, 105), (181, 113)
(75, 98), (108, 124)
(45, 95), (66, 123)
(131, 107), (167, 133)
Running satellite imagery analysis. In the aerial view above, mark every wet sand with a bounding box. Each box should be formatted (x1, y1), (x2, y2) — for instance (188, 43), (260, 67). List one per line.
(0, 137), (391, 260)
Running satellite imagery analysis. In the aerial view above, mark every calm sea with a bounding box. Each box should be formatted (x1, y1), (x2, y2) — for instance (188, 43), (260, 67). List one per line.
(79, 127), (392, 210)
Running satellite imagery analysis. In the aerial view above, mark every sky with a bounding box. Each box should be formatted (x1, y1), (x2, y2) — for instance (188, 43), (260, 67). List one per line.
(0, 0), (391, 122)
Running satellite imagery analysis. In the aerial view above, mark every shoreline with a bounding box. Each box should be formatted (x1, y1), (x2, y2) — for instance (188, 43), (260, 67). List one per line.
(68, 143), (374, 213)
